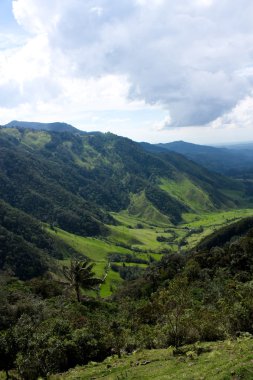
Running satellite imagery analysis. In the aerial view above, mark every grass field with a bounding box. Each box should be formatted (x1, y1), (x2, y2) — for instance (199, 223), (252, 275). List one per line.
(50, 336), (253, 380)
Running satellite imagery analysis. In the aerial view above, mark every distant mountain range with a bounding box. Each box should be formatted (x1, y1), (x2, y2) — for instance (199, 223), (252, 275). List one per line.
(141, 140), (253, 175)
(3, 120), (78, 133)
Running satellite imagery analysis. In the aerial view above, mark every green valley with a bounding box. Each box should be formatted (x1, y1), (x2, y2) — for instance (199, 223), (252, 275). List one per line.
(1, 125), (253, 380)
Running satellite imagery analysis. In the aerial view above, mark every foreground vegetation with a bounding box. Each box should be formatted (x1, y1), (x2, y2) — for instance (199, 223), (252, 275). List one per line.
(2, 215), (253, 378)
(51, 337), (253, 380)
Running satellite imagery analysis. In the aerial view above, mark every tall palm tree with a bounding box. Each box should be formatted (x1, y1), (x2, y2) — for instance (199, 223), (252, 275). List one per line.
(63, 259), (102, 302)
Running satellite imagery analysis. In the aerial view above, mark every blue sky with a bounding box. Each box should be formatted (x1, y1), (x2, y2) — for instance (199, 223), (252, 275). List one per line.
(0, 0), (253, 144)
(0, 0), (15, 29)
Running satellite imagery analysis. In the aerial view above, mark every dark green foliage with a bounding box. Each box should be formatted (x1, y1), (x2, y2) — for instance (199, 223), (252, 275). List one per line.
(0, 200), (61, 258)
(0, 135), (110, 236)
(0, 200), (84, 280)
(0, 278), (115, 378)
(111, 264), (145, 281)
(192, 228), (253, 280)
(0, 329), (17, 379)
(108, 253), (148, 264)
(0, 225), (48, 280)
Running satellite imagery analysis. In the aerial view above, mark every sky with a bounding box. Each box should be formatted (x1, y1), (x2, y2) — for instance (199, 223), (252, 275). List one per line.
(0, 0), (253, 144)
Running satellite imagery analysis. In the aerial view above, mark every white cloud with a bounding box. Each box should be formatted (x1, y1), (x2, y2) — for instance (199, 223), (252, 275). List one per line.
(209, 95), (253, 130)
(0, 0), (253, 136)
(153, 115), (172, 131)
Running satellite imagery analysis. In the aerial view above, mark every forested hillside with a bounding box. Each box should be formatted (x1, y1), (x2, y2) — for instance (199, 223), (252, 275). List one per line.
(0, 200), (80, 279)
(0, 127), (248, 235)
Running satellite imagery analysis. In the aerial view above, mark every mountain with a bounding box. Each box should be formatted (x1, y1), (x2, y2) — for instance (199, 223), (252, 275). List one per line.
(0, 126), (246, 238)
(157, 140), (221, 155)
(3, 120), (78, 133)
(147, 140), (253, 175)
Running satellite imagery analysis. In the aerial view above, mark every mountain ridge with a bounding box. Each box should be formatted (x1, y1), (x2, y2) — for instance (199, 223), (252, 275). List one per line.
(3, 120), (79, 133)
(141, 140), (253, 175)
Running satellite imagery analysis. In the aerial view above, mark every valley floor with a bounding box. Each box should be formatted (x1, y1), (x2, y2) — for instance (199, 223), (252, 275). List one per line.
(48, 208), (253, 297)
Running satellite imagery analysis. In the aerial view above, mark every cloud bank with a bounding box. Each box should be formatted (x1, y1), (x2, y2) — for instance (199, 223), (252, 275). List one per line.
(1, 0), (253, 131)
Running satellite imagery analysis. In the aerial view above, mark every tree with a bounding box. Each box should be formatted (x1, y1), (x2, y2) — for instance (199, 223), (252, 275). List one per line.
(0, 329), (17, 379)
(63, 259), (102, 302)
(152, 276), (193, 348)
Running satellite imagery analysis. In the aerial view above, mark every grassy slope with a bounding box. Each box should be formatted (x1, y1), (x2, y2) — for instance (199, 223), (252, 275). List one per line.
(127, 191), (171, 226)
(51, 337), (253, 380)
(159, 176), (214, 212)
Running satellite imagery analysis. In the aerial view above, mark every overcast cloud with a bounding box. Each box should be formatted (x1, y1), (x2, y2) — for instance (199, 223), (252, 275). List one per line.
(0, 0), (253, 141)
